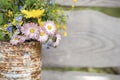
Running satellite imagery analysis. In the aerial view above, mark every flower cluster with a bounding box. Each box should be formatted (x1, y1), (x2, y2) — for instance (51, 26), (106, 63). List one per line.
(0, 0), (77, 48)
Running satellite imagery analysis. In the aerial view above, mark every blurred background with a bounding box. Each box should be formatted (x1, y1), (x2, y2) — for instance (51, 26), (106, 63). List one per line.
(42, 0), (120, 80)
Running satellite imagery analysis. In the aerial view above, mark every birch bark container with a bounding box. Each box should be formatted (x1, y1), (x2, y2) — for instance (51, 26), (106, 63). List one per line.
(0, 41), (41, 80)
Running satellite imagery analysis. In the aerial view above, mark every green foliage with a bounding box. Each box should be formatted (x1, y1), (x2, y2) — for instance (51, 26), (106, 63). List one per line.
(91, 7), (120, 18)
(0, 30), (7, 41)
(62, 6), (120, 18)
(43, 67), (116, 74)
(0, 13), (3, 25)
(0, 0), (12, 9)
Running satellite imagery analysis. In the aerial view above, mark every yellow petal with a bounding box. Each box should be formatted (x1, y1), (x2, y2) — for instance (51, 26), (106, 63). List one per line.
(21, 10), (28, 14)
(38, 19), (44, 27)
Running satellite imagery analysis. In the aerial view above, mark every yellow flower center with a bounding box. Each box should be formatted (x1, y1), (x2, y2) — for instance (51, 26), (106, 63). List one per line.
(40, 31), (45, 36)
(30, 28), (35, 33)
(47, 25), (52, 30)
(15, 37), (19, 40)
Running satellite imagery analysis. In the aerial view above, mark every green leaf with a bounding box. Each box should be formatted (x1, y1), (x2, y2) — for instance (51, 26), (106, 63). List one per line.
(61, 6), (120, 18)
(0, 30), (5, 40)
(0, 0), (13, 9)
(0, 13), (3, 25)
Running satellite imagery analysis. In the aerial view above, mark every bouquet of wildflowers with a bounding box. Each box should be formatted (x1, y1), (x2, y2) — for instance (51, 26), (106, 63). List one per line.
(0, 0), (76, 48)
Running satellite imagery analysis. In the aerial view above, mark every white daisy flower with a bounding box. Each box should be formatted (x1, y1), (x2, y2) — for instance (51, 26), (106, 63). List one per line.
(37, 29), (48, 42)
(21, 23), (39, 39)
(43, 21), (56, 35)
(52, 34), (61, 47)
(10, 35), (26, 45)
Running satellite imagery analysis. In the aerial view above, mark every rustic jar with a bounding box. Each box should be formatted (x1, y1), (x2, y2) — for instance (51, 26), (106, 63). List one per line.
(0, 41), (41, 80)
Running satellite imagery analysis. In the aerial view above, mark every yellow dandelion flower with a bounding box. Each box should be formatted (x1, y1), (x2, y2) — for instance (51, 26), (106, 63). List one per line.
(21, 10), (28, 14)
(63, 32), (67, 37)
(21, 9), (44, 18)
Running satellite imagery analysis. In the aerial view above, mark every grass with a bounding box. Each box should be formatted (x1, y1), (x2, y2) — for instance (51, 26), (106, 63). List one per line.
(59, 5), (120, 18)
(42, 67), (119, 74)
